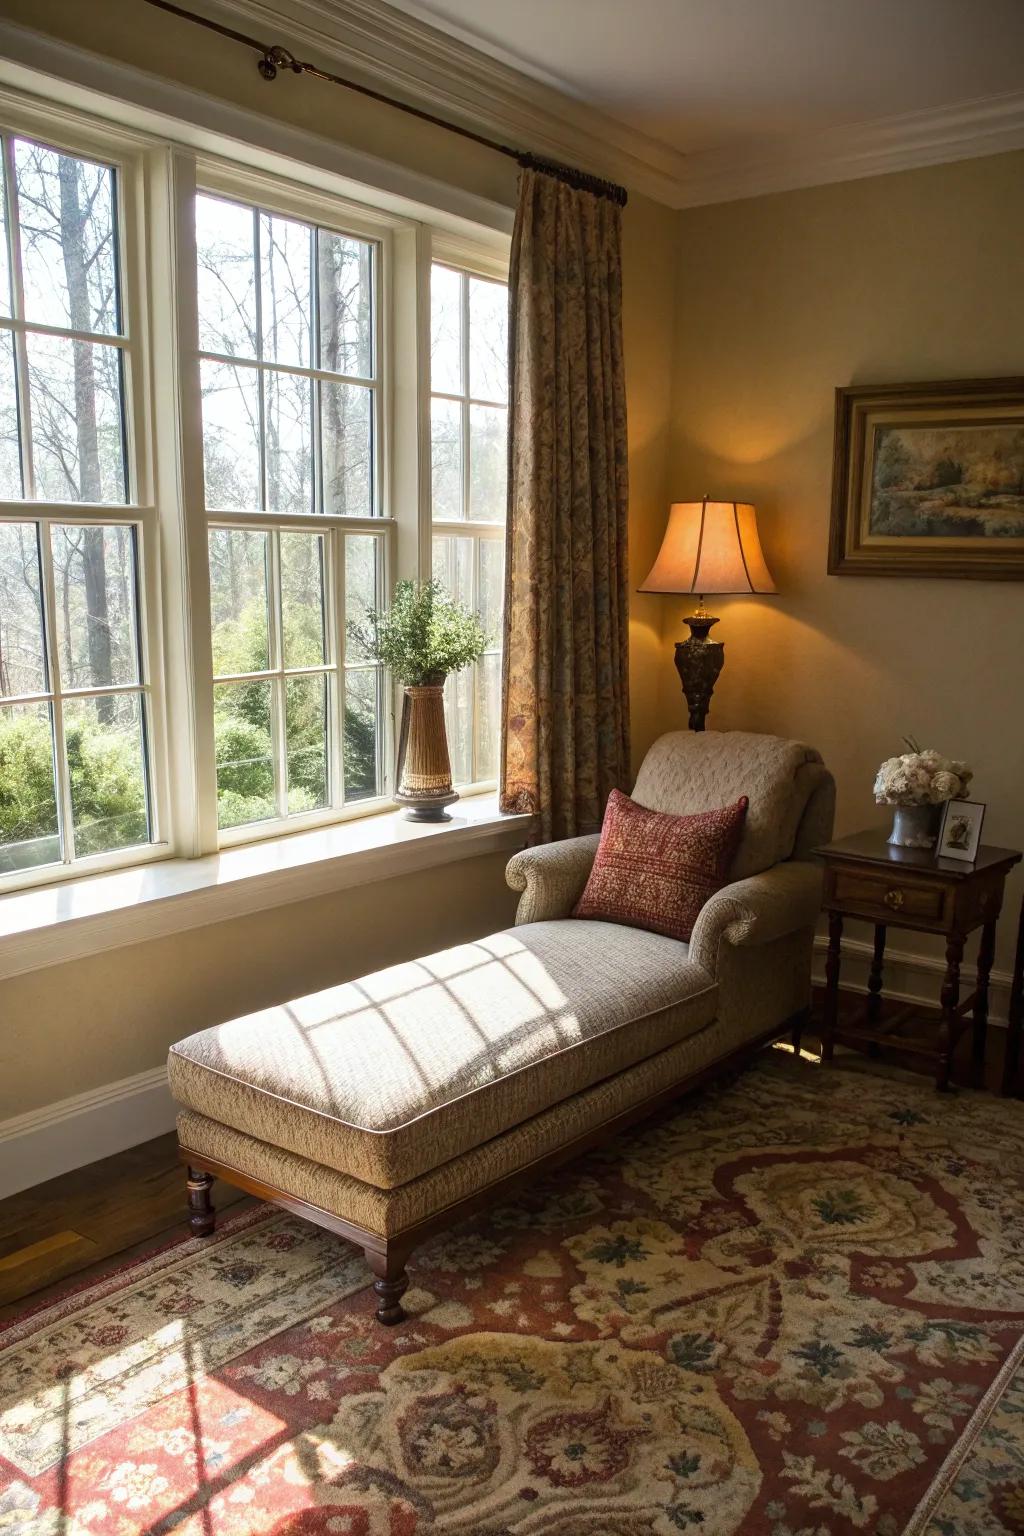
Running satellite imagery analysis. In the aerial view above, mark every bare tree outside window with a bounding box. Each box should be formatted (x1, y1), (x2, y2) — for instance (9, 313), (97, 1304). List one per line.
(429, 263), (508, 786)
(195, 193), (383, 831)
(0, 134), (150, 875)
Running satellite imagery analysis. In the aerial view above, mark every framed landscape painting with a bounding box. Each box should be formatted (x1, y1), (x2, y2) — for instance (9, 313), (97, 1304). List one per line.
(828, 377), (1024, 578)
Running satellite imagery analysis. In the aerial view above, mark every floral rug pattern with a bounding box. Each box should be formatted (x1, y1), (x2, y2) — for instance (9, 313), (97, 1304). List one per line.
(3, 1052), (1024, 1534)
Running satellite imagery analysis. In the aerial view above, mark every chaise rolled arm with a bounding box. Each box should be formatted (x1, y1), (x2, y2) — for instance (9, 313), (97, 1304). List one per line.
(688, 860), (824, 977)
(506, 834), (602, 924)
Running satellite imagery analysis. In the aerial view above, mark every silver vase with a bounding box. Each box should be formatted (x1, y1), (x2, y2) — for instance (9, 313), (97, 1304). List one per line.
(888, 804), (941, 849)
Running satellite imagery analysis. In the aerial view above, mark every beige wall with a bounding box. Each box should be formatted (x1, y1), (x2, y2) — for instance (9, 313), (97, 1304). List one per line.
(0, 2), (676, 1118)
(668, 150), (1024, 972)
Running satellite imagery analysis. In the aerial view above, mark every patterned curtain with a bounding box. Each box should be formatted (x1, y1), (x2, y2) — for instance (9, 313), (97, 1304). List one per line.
(499, 163), (631, 843)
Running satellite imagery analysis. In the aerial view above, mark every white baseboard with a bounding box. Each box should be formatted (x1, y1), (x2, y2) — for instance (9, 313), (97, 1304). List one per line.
(812, 935), (1011, 1026)
(0, 1066), (176, 1201)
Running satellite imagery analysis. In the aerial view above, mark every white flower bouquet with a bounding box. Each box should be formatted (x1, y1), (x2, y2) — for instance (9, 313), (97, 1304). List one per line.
(874, 737), (972, 807)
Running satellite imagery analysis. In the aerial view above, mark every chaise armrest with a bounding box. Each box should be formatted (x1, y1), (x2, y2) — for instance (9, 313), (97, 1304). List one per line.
(688, 860), (823, 976)
(506, 834), (601, 924)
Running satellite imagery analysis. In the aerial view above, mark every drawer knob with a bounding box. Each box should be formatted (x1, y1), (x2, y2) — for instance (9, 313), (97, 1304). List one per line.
(884, 888), (905, 911)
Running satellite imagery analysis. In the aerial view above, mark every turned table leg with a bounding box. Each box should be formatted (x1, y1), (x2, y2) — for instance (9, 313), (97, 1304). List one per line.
(937, 934), (965, 1092)
(973, 918), (997, 1082)
(866, 924), (886, 1024)
(365, 1246), (410, 1326)
(187, 1167), (216, 1237)
(822, 911), (843, 1063)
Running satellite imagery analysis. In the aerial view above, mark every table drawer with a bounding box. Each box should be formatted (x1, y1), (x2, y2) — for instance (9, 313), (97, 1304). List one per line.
(831, 868), (946, 924)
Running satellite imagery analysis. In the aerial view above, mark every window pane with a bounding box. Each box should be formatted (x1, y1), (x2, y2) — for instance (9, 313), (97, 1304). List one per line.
(0, 702), (60, 872)
(286, 673), (327, 813)
(475, 651), (500, 782)
(431, 396), (462, 520)
(260, 210), (311, 369)
(344, 533), (379, 664)
(28, 334), (126, 503)
(0, 331), (22, 499)
(469, 276), (508, 404)
(0, 153), (10, 318)
(477, 537), (504, 643)
(201, 359), (260, 511)
(15, 139), (120, 336)
(432, 534), (473, 608)
(50, 524), (139, 691)
(321, 381), (372, 516)
(468, 402), (507, 523)
(318, 232), (373, 379)
(443, 666), (472, 786)
(195, 195), (257, 360)
(431, 264), (462, 394)
(214, 679), (274, 829)
(344, 665), (380, 801)
(264, 369), (312, 516)
(281, 531), (326, 668)
(64, 691), (148, 856)
(208, 528), (269, 675)
(0, 522), (45, 698)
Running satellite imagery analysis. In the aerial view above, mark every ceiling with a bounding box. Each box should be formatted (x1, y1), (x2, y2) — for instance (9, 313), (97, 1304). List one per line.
(384, 0), (1024, 158)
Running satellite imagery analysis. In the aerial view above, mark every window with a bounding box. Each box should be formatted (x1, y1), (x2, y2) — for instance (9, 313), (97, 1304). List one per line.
(193, 191), (386, 832)
(0, 130), (157, 876)
(429, 262), (508, 785)
(0, 84), (510, 888)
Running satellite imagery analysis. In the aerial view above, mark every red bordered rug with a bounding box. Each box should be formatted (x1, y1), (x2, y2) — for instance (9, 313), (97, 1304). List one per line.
(2, 1051), (1024, 1534)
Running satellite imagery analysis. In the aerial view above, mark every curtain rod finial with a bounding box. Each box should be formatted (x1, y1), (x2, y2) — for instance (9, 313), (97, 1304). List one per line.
(258, 45), (301, 80)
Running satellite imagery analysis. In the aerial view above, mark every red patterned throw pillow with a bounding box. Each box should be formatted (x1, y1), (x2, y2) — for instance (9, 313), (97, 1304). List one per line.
(573, 789), (749, 943)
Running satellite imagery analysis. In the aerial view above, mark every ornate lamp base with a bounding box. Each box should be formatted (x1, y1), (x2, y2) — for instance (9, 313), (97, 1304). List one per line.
(674, 613), (725, 732)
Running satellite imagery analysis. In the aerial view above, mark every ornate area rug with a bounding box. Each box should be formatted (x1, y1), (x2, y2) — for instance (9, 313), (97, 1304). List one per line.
(3, 1051), (1024, 1534)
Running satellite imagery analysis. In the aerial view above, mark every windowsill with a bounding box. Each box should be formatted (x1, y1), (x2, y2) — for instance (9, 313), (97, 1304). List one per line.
(0, 795), (533, 981)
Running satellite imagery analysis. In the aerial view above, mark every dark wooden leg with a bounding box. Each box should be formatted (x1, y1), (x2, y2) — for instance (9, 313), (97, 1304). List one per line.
(791, 1006), (808, 1057)
(822, 911), (843, 1063)
(973, 918), (997, 1081)
(365, 1245), (410, 1326)
(1003, 899), (1024, 1098)
(187, 1167), (216, 1237)
(937, 934), (965, 1092)
(866, 924), (886, 1025)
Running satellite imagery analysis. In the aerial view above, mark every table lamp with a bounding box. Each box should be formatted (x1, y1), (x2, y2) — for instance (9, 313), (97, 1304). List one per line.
(639, 497), (776, 731)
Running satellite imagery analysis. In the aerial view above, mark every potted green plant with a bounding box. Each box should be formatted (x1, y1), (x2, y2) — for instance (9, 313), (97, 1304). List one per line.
(362, 580), (488, 821)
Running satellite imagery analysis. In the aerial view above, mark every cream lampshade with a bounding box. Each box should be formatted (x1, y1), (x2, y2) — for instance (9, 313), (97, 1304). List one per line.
(639, 497), (776, 730)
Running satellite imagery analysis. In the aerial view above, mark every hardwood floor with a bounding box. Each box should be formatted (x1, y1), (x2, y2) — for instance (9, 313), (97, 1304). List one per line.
(1, 997), (1019, 1320)
(0, 1133), (250, 1320)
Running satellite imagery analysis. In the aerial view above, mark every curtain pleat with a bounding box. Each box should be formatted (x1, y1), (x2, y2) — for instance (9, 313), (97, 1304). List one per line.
(499, 168), (630, 842)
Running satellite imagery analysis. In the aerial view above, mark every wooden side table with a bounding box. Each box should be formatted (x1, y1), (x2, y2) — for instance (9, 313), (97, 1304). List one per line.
(816, 829), (1022, 1092)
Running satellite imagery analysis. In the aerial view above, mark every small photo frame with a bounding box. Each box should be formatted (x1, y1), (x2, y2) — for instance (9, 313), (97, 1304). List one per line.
(937, 800), (986, 863)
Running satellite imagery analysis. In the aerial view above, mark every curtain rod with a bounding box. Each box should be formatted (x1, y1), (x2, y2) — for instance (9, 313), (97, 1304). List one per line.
(139, 0), (628, 205)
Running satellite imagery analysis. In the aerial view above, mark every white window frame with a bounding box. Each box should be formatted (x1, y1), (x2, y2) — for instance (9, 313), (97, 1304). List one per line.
(428, 238), (510, 793)
(0, 75), (511, 892)
(0, 94), (172, 892)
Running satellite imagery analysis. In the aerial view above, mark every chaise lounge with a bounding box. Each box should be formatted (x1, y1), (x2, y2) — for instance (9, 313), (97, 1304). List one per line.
(168, 730), (834, 1324)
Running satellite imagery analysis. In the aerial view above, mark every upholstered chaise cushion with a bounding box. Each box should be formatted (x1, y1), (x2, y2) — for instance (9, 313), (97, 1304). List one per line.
(573, 789), (748, 942)
(631, 730), (826, 881)
(168, 921), (717, 1191)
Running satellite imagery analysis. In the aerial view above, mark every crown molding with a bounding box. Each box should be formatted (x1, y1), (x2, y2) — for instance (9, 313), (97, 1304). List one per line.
(200, 4), (1024, 209)
(199, 0), (691, 205)
(13, 0), (1024, 212)
(646, 90), (1024, 209)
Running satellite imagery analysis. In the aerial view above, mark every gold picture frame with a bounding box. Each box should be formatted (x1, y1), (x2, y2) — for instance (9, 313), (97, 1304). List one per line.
(828, 378), (1024, 579)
